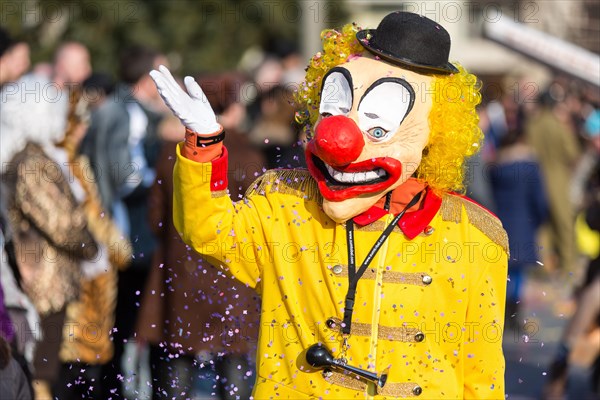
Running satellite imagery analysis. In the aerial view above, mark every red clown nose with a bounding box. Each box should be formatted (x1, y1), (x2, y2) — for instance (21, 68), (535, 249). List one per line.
(312, 115), (365, 167)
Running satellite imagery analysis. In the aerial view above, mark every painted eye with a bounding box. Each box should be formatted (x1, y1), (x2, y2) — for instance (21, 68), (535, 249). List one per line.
(320, 112), (333, 118)
(368, 127), (388, 140)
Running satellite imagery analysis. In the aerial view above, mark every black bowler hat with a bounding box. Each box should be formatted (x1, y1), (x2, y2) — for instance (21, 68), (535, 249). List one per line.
(356, 12), (458, 74)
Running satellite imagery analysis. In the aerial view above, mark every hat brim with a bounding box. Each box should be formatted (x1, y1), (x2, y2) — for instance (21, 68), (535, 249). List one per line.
(356, 29), (458, 75)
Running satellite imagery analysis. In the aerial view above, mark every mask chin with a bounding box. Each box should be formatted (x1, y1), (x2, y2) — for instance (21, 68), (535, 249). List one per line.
(323, 198), (372, 223)
(320, 170), (412, 222)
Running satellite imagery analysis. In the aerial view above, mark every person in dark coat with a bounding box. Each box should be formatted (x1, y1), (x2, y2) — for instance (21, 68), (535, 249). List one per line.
(490, 129), (548, 326)
(80, 45), (163, 398)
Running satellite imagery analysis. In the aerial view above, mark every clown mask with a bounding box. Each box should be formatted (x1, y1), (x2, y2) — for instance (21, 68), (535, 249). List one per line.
(306, 55), (434, 222)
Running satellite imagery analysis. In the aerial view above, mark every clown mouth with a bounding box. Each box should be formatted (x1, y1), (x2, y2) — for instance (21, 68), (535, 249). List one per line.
(306, 150), (402, 201)
(318, 157), (388, 186)
(311, 154), (390, 190)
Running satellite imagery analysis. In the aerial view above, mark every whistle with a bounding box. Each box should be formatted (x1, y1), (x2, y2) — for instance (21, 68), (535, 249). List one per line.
(306, 343), (388, 388)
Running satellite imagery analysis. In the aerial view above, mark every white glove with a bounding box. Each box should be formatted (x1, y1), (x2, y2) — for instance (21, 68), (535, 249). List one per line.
(149, 65), (221, 135)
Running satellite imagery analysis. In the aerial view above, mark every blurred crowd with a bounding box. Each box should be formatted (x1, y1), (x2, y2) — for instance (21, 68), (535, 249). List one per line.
(467, 74), (600, 397)
(0, 24), (598, 400)
(0, 26), (305, 400)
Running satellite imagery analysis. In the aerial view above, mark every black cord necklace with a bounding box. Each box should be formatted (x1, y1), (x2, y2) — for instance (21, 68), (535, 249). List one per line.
(341, 190), (425, 335)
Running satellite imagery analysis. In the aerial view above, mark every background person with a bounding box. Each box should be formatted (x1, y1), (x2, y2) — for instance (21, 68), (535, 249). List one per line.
(81, 44), (164, 397)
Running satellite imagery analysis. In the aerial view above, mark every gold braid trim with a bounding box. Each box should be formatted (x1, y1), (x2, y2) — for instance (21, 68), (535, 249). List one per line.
(441, 194), (509, 255)
(378, 382), (422, 397)
(333, 266), (429, 286)
(211, 190), (228, 198)
(244, 169), (322, 203)
(324, 370), (367, 392)
(440, 194), (463, 223)
(324, 370), (421, 397)
(377, 325), (422, 342)
(326, 317), (423, 342)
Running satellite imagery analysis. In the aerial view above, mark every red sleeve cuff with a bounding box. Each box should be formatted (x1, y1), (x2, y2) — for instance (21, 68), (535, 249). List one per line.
(209, 146), (228, 192)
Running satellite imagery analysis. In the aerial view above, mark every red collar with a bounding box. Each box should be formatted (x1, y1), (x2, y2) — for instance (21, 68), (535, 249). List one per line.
(352, 185), (442, 240)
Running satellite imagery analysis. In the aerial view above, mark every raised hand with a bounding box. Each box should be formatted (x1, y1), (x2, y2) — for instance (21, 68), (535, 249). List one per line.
(149, 65), (221, 135)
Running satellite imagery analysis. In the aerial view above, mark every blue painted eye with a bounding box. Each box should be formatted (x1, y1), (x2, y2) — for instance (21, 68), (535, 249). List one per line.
(368, 127), (388, 139)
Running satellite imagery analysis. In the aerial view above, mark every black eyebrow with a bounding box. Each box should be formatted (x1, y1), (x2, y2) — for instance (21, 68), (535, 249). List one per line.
(358, 77), (416, 122)
(320, 66), (354, 107)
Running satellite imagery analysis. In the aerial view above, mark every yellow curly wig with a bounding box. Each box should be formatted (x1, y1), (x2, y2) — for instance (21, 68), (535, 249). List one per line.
(294, 23), (482, 195)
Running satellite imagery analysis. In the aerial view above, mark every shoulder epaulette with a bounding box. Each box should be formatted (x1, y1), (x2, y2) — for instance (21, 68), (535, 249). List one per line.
(441, 194), (509, 254)
(244, 169), (322, 203)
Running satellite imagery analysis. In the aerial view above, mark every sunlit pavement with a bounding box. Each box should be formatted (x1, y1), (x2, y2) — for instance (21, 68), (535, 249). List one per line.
(504, 271), (599, 400)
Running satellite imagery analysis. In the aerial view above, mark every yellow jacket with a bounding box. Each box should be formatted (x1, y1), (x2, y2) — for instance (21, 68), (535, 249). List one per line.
(173, 145), (508, 399)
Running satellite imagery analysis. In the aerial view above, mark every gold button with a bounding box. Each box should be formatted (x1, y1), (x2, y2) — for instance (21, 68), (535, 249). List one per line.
(412, 385), (422, 396)
(422, 275), (432, 285)
(414, 332), (425, 342)
(332, 265), (343, 275)
(423, 226), (434, 236)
